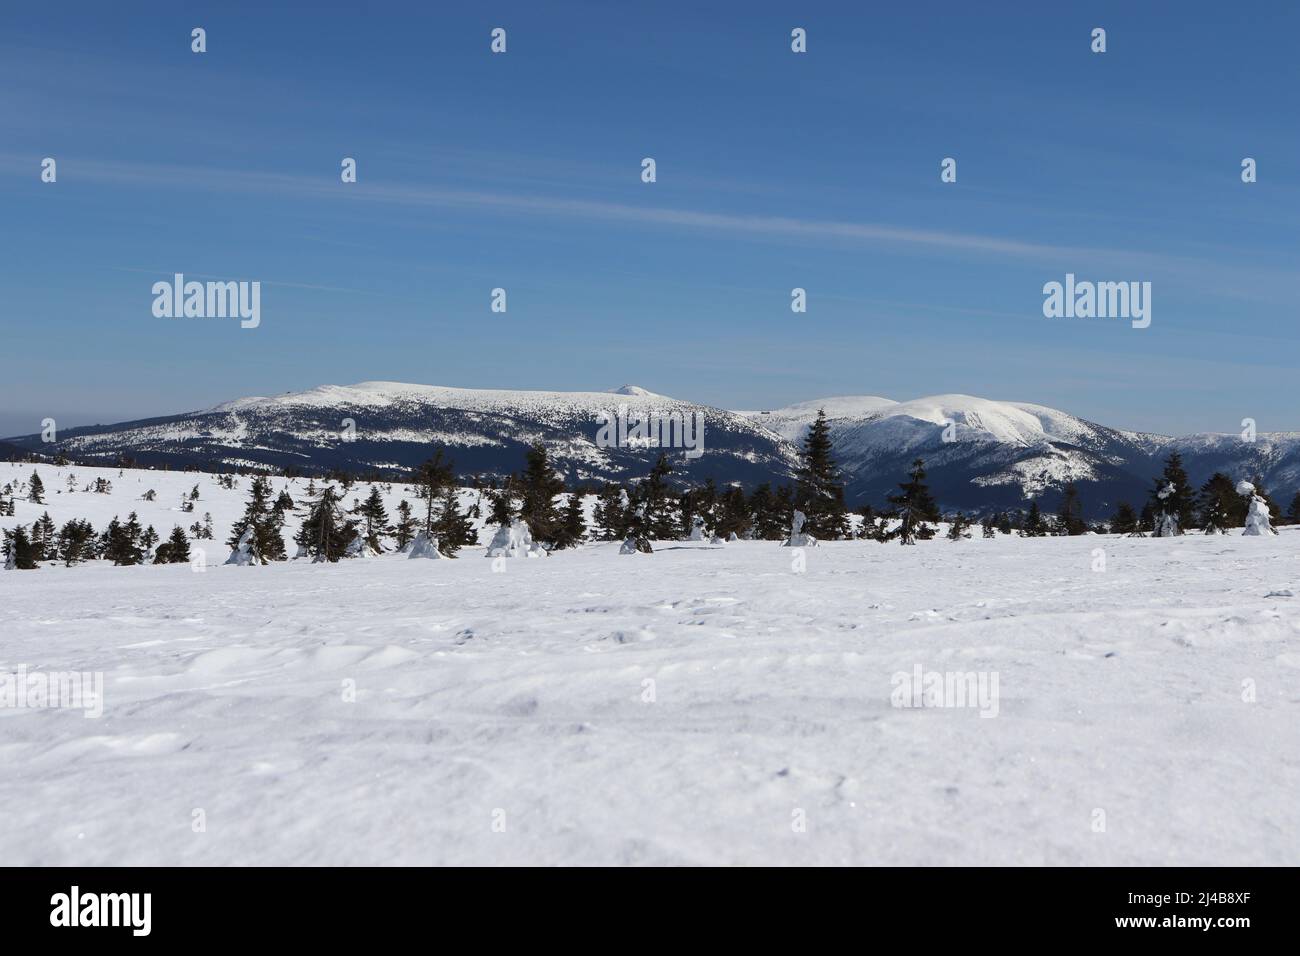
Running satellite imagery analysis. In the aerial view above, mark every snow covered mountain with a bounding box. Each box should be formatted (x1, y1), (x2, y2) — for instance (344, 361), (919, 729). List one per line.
(6, 383), (1299, 518)
(3, 382), (801, 490)
(745, 395), (1300, 518)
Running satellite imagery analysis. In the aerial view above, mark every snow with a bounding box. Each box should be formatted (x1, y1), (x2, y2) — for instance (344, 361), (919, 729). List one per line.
(2, 464), (1297, 865)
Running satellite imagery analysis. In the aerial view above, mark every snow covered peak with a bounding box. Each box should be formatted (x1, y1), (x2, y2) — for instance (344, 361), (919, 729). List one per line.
(610, 384), (655, 397)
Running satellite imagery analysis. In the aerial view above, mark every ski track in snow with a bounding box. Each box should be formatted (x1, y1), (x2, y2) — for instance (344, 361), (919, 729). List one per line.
(1, 463), (1299, 865)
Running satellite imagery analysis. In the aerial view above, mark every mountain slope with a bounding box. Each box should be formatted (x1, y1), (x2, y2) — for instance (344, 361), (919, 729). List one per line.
(3, 382), (801, 490)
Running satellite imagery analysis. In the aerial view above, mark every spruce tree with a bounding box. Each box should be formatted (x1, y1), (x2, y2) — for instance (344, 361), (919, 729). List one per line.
(56, 519), (96, 566)
(1149, 451), (1195, 536)
(1196, 473), (1241, 534)
(1109, 502), (1138, 535)
(714, 485), (751, 540)
(593, 483), (630, 540)
(433, 487), (476, 556)
(747, 483), (785, 540)
(1056, 483), (1086, 536)
(638, 454), (678, 540)
(795, 410), (849, 540)
(414, 451), (456, 535)
(886, 459), (939, 545)
(356, 486), (391, 552)
(1021, 501), (1045, 537)
(295, 485), (355, 562)
(3, 525), (37, 570)
(1287, 491), (1300, 527)
(28, 470), (45, 504)
(518, 444), (565, 547)
(228, 475), (286, 562)
(392, 500), (418, 551)
(947, 513), (972, 540)
(551, 493), (588, 550)
(104, 516), (144, 565)
(31, 511), (56, 561)
(165, 525), (191, 564)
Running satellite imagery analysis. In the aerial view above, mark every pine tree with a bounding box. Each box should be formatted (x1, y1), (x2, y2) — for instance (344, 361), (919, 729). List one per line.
(392, 500), (418, 551)
(274, 489), (295, 514)
(1149, 451), (1195, 536)
(1196, 473), (1241, 534)
(3, 525), (37, 570)
(980, 514), (996, 538)
(228, 475), (286, 562)
(714, 485), (751, 540)
(747, 483), (782, 539)
(593, 483), (630, 541)
(28, 471), (45, 504)
(947, 513), (972, 540)
(355, 486), (391, 552)
(414, 451), (456, 536)
(1137, 501), (1155, 535)
(517, 444), (565, 547)
(433, 488), (476, 556)
(104, 515), (144, 566)
(551, 493), (588, 550)
(295, 485), (355, 563)
(31, 511), (56, 561)
(1287, 491), (1300, 526)
(1056, 483), (1086, 536)
(996, 512), (1013, 535)
(1021, 501), (1045, 537)
(163, 525), (191, 564)
(794, 410), (849, 540)
(141, 525), (160, 555)
(1109, 501), (1138, 535)
(56, 519), (97, 566)
(638, 454), (678, 540)
(886, 459), (939, 545)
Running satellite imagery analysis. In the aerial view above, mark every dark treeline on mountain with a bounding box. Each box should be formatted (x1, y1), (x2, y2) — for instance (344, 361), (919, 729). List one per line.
(7, 430), (1300, 571)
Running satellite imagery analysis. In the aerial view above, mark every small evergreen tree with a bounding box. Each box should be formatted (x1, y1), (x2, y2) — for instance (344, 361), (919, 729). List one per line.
(28, 471), (45, 504)
(714, 485), (751, 540)
(1056, 483), (1087, 536)
(592, 483), (630, 541)
(1287, 491), (1300, 527)
(433, 488), (476, 556)
(1149, 451), (1195, 536)
(947, 513), (972, 540)
(551, 493), (588, 550)
(355, 486), (391, 553)
(794, 410), (850, 540)
(517, 444), (565, 547)
(1109, 501), (1138, 535)
(228, 475), (286, 562)
(3, 525), (38, 570)
(1197, 473), (1242, 534)
(295, 485), (355, 562)
(886, 459), (939, 545)
(392, 500), (418, 551)
(1021, 501), (1045, 537)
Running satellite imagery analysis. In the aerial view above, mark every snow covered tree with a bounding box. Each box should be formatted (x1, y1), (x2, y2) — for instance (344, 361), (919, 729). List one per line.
(28, 470), (45, 504)
(141, 525), (160, 555)
(295, 485), (355, 563)
(1149, 451), (1195, 536)
(795, 410), (849, 540)
(1238, 480), (1278, 536)
(551, 493), (588, 550)
(518, 444), (565, 547)
(947, 513), (972, 540)
(980, 514), (996, 538)
(886, 459), (939, 545)
(392, 500), (418, 552)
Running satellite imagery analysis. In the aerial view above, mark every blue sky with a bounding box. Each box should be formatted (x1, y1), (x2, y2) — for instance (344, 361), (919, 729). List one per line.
(1, 1), (1297, 437)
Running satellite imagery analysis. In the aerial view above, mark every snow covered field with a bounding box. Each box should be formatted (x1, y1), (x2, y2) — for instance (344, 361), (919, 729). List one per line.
(2, 462), (1299, 865)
